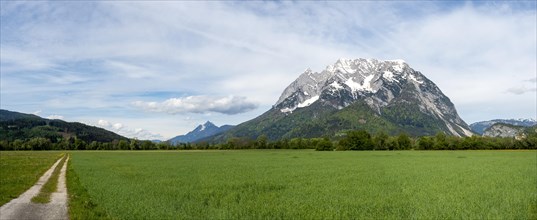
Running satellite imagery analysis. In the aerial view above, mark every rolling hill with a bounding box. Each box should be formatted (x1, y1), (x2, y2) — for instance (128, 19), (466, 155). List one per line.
(0, 109), (127, 143)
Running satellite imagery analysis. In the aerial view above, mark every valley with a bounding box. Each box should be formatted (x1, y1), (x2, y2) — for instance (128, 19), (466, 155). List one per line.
(2, 1), (535, 219)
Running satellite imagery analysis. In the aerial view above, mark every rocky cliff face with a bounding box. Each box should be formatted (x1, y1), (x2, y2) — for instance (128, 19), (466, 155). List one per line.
(274, 58), (473, 137)
(483, 123), (525, 138)
(470, 119), (537, 134)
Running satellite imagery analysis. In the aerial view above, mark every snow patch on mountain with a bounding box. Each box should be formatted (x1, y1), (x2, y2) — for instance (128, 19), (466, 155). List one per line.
(389, 59), (406, 72)
(344, 74), (377, 93)
(409, 74), (423, 84)
(297, 96), (319, 108)
(280, 107), (295, 113)
(344, 78), (362, 92)
(330, 81), (343, 90)
(383, 71), (396, 82)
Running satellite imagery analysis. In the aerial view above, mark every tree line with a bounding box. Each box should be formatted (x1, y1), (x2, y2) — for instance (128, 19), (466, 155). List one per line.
(1, 129), (536, 151)
(330, 130), (536, 151)
(0, 137), (168, 151)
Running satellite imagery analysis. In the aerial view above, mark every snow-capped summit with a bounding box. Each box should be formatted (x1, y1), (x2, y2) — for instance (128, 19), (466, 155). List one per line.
(274, 58), (473, 137)
(276, 58), (416, 112)
(198, 121), (214, 132)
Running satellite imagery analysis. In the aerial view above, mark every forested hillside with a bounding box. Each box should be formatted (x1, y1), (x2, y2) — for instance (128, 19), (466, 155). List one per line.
(0, 109), (127, 143)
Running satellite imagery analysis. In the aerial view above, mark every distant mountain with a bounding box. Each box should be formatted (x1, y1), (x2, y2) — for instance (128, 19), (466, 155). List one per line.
(168, 121), (234, 144)
(209, 58), (473, 142)
(470, 119), (537, 135)
(0, 109), (127, 142)
(482, 123), (526, 138)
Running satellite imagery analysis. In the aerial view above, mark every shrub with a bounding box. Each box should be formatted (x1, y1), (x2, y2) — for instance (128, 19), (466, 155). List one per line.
(315, 139), (334, 151)
(339, 130), (373, 150)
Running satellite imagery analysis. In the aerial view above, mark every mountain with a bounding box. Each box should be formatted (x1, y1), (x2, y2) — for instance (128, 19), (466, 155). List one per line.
(168, 121), (234, 144)
(0, 109), (42, 121)
(0, 109), (127, 142)
(470, 119), (537, 135)
(482, 123), (526, 138)
(209, 58), (473, 142)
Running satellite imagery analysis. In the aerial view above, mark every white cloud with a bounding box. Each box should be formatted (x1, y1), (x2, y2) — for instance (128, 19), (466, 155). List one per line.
(97, 119), (110, 127)
(133, 95), (258, 115)
(506, 78), (537, 95)
(112, 123), (124, 130)
(506, 87), (536, 95)
(0, 46), (58, 73)
(105, 60), (156, 79)
(1, 1), (535, 133)
(95, 119), (163, 140)
(46, 115), (64, 120)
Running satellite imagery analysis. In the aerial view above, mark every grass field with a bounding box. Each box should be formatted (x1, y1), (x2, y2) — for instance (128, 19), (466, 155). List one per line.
(68, 150), (536, 219)
(0, 151), (64, 206)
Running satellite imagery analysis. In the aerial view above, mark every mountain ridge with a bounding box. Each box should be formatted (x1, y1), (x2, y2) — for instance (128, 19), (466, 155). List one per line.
(273, 58), (472, 136)
(470, 119), (537, 135)
(0, 109), (127, 143)
(168, 121), (234, 144)
(482, 123), (526, 138)
(206, 58), (473, 142)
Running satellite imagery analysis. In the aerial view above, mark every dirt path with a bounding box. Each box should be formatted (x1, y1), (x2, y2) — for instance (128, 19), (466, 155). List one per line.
(0, 155), (70, 220)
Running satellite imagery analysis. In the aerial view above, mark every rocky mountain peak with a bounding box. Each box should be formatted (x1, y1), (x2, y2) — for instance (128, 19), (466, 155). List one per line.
(169, 121), (233, 144)
(275, 58), (422, 112)
(194, 121), (217, 132)
(273, 58), (473, 137)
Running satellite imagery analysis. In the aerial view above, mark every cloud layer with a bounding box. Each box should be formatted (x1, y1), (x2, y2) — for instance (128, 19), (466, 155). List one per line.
(46, 115), (65, 120)
(1, 1), (535, 139)
(506, 78), (537, 95)
(132, 96), (258, 115)
(96, 119), (163, 140)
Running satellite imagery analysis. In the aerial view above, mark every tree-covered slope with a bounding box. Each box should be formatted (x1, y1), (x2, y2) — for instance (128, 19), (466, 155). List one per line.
(209, 99), (453, 142)
(0, 109), (127, 143)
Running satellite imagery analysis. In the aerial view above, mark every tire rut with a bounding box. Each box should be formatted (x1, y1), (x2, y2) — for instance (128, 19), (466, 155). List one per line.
(0, 155), (70, 220)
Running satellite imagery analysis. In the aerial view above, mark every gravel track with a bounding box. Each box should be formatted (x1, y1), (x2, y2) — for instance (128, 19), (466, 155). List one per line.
(0, 156), (69, 220)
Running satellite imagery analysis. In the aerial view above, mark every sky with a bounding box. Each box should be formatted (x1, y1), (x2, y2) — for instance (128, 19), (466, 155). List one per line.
(1, 1), (536, 140)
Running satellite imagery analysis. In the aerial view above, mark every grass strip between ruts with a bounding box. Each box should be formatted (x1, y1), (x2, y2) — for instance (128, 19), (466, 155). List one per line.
(31, 154), (67, 204)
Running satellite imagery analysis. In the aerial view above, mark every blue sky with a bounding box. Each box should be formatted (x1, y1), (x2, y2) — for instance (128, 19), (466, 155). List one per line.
(1, 1), (536, 140)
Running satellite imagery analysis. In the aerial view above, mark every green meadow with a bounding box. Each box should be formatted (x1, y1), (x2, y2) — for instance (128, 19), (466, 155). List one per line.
(67, 150), (537, 219)
(0, 151), (63, 206)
